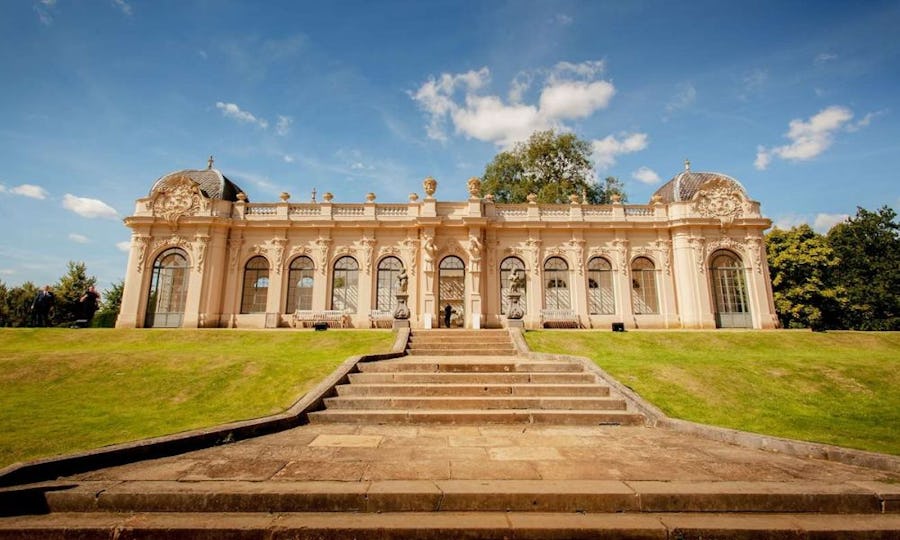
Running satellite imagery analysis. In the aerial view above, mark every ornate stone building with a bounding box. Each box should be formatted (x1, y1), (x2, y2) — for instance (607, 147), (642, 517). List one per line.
(117, 159), (778, 330)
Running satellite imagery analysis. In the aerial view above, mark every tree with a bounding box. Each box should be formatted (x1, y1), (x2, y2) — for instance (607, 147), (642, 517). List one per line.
(765, 225), (847, 329)
(52, 261), (97, 326)
(94, 280), (124, 327)
(2, 281), (38, 327)
(826, 206), (900, 330)
(481, 130), (627, 204)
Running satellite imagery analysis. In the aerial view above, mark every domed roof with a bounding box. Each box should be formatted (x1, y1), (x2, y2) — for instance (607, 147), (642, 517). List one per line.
(651, 160), (746, 203)
(149, 157), (246, 202)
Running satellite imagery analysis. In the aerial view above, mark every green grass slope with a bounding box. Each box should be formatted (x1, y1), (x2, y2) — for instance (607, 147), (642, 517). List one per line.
(0, 329), (393, 468)
(525, 330), (900, 455)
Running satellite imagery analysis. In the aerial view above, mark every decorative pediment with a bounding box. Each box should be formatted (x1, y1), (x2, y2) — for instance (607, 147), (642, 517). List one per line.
(148, 175), (208, 226)
(692, 177), (746, 224)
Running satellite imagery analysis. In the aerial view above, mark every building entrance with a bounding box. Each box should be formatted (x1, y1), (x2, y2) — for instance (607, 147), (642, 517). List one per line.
(438, 256), (465, 328)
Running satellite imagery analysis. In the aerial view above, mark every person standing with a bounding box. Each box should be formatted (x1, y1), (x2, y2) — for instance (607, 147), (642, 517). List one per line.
(79, 285), (101, 325)
(31, 285), (55, 327)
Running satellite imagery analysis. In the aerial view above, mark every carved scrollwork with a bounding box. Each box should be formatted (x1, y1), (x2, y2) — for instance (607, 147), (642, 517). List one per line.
(745, 236), (765, 274)
(360, 237), (376, 275)
(148, 175), (208, 226)
(315, 237), (332, 275)
(134, 235), (151, 273)
(228, 236), (243, 270)
(525, 238), (542, 275)
(193, 234), (209, 274)
(689, 237), (706, 273)
(654, 239), (672, 276)
(612, 239), (629, 275)
(693, 178), (746, 224)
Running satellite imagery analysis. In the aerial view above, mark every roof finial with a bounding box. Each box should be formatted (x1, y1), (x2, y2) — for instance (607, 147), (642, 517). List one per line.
(684, 158), (691, 171)
(311, 187), (317, 203)
(207, 155), (215, 170)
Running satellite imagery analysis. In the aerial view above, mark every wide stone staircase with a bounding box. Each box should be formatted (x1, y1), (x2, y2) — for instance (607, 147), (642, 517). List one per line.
(308, 329), (646, 426)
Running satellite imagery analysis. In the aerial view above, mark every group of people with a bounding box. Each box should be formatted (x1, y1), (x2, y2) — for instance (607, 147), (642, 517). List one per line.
(30, 285), (100, 327)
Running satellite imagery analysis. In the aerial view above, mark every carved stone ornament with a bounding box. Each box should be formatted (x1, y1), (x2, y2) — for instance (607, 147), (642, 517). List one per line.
(134, 236), (151, 273)
(745, 236), (765, 274)
(315, 237), (332, 275)
(360, 237), (376, 275)
(689, 237), (706, 274)
(151, 235), (193, 268)
(401, 238), (419, 275)
(568, 239), (585, 275)
(612, 239), (629, 275)
(466, 177), (482, 198)
(525, 238), (542, 274)
(149, 175), (208, 226)
(654, 239), (673, 275)
(228, 236), (244, 270)
(693, 178), (746, 224)
(423, 177), (437, 198)
(193, 234), (210, 274)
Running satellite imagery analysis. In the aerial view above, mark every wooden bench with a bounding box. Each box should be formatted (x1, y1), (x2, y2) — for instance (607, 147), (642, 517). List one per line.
(540, 309), (580, 328)
(368, 310), (394, 328)
(291, 310), (351, 329)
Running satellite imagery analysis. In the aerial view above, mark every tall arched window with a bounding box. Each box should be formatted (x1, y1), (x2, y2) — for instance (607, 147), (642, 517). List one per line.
(331, 256), (359, 312)
(438, 256), (465, 328)
(285, 256), (315, 313)
(631, 257), (658, 314)
(241, 256), (270, 314)
(710, 251), (751, 328)
(587, 257), (615, 314)
(499, 257), (526, 315)
(543, 257), (570, 309)
(376, 256), (403, 311)
(145, 248), (190, 327)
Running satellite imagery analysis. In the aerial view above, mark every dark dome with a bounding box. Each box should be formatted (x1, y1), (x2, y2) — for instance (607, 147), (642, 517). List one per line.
(150, 163), (246, 202)
(651, 161), (746, 204)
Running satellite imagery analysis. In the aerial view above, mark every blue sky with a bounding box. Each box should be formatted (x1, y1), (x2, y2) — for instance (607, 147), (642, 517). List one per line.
(1, 0), (898, 290)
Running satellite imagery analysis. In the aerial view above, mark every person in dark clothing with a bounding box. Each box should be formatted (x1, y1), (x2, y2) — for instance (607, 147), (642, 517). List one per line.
(443, 304), (453, 328)
(79, 285), (101, 324)
(31, 285), (55, 327)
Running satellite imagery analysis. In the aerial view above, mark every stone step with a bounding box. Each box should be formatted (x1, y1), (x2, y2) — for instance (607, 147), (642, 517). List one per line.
(4, 511), (898, 539)
(406, 348), (517, 356)
(308, 409), (646, 425)
(9, 479), (892, 515)
(323, 396), (628, 410)
(335, 383), (612, 397)
(358, 361), (583, 373)
(348, 372), (597, 384)
(409, 336), (513, 344)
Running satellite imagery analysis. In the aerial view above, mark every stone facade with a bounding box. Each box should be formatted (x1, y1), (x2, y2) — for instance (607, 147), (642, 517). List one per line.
(117, 162), (778, 330)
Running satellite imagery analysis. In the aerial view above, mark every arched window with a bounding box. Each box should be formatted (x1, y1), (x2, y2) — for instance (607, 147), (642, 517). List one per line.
(631, 257), (658, 314)
(331, 256), (359, 312)
(438, 256), (465, 328)
(587, 257), (615, 314)
(376, 256), (403, 311)
(285, 256), (315, 313)
(499, 257), (526, 315)
(543, 257), (570, 309)
(241, 256), (270, 314)
(710, 251), (751, 328)
(145, 248), (190, 327)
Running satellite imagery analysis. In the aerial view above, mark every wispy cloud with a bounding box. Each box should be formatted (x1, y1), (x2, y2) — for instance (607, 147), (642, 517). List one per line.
(10, 184), (49, 199)
(631, 166), (661, 185)
(62, 194), (119, 219)
(846, 109), (886, 132)
(554, 13), (573, 25)
(215, 101), (268, 129)
(111, 0), (133, 16)
(738, 68), (767, 101)
(664, 82), (696, 120)
(755, 105), (856, 170)
(116, 241), (131, 252)
(34, 0), (56, 25)
(592, 133), (648, 170)
(814, 53), (838, 65)
(69, 233), (90, 244)
(813, 213), (848, 232)
(275, 115), (293, 136)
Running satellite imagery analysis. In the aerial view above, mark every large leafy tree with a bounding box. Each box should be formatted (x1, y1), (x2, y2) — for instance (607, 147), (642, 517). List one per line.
(1, 281), (38, 327)
(93, 280), (124, 327)
(765, 225), (846, 329)
(52, 261), (97, 326)
(826, 206), (899, 330)
(481, 130), (626, 204)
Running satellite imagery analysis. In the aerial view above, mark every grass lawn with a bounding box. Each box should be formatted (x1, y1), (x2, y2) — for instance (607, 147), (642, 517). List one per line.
(0, 328), (394, 469)
(525, 330), (900, 455)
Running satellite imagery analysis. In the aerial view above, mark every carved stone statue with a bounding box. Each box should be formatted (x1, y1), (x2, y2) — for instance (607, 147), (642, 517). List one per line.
(397, 267), (408, 293)
(423, 235), (437, 264)
(508, 267), (523, 293)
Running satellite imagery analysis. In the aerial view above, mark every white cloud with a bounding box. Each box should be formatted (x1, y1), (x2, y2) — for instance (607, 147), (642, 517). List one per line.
(738, 69), (767, 101)
(756, 106), (855, 169)
(813, 213), (849, 232)
(116, 241), (131, 252)
(282, 154), (295, 163)
(276, 115), (292, 136)
(10, 184), (49, 199)
(592, 133), (648, 169)
(631, 167), (661, 185)
(772, 214), (807, 230)
(554, 13), (573, 25)
(846, 110), (885, 132)
(111, 0), (133, 16)
(62, 194), (119, 219)
(0, 269), (14, 276)
(0, 184), (6, 193)
(411, 60), (622, 150)
(68, 233), (89, 244)
(215, 101), (268, 129)
(35, 0), (56, 25)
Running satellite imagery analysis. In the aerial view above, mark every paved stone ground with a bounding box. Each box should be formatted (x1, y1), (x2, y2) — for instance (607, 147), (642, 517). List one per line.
(68, 423), (898, 484)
